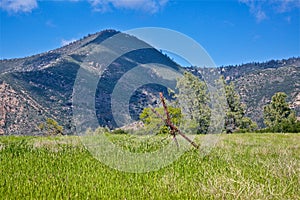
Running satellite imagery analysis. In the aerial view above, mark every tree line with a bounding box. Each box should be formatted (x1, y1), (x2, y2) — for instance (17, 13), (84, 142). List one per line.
(140, 72), (300, 134)
(39, 71), (300, 135)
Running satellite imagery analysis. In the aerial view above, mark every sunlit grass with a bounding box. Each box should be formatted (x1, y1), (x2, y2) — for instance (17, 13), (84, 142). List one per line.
(0, 133), (299, 199)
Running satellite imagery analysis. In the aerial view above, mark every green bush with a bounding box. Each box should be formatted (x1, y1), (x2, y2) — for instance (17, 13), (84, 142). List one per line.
(38, 118), (63, 136)
(140, 106), (182, 135)
(111, 129), (128, 134)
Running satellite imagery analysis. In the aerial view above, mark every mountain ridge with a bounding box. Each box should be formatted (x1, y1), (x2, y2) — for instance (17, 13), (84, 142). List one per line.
(0, 29), (299, 135)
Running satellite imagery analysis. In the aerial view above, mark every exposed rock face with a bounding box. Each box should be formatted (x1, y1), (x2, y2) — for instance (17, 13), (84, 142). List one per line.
(119, 121), (145, 131)
(291, 92), (300, 121)
(292, 93), (300, 107)
(0, 81), (45, 135)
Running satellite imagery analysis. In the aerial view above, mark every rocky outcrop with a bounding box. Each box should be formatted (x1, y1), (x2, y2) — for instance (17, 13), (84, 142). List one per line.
(0, 81), (46, 135)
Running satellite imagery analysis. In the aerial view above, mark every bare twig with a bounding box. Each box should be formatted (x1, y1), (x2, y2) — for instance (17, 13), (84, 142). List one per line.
(150, 92), (199, 149)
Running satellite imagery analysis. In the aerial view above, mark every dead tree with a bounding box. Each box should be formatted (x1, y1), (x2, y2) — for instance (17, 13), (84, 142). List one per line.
(150, 92), (199, 149)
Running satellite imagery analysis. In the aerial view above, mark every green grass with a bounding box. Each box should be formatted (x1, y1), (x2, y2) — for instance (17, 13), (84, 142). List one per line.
(0, 133), (299, 199)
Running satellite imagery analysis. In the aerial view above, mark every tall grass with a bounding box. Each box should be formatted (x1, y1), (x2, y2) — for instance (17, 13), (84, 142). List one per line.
(0, 133), (299, 199)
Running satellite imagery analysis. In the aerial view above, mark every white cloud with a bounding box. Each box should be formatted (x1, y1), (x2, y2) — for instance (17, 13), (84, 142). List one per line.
(254, 9), (267, 22)
(239, 0), (267, 22)
(89, 0), (169, 13)
(240, 0), (300, 22)
(275, 0), (300, 13)
(0, 0), (37, 13)
(61, 38), (76, 46)
(46, 20), (56, 28)
(0, 0), (168, 14)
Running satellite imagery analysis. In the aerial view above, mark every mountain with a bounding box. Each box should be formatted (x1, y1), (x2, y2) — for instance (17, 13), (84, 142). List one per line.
(0, 29), (181, 135)
(0, 29), (299, 135)
(222, 58), (300, 126)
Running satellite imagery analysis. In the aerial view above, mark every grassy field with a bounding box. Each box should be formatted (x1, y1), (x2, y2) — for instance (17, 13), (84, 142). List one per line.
(0, 133), (299, 199)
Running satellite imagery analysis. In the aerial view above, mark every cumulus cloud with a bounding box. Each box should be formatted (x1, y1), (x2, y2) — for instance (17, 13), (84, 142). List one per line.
(240, 0), (300, 22)
(0, 0), (38, 13)
(89, 0), (169, 13)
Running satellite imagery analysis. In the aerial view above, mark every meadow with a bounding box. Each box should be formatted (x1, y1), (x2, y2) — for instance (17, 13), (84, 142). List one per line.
(0, 133), (299, 199)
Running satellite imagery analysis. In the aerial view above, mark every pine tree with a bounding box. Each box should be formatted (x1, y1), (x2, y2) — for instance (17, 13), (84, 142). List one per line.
(264, 92), (299, 132)
(176, 72), (211, 134)
(221, 77), (257, 133)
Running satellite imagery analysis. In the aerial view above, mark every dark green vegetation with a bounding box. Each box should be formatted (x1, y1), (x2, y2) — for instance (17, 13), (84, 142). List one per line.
(176, 71), (211, 134)
(1, 134), (299, 199)
(263, 92), (300, 133)
(221, 76), (257, 133)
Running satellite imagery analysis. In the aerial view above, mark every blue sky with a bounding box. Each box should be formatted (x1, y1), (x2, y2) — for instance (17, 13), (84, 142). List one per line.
(0, 0), (299, 66)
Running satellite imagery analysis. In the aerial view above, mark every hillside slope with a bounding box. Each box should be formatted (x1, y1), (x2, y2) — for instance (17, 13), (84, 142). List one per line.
(0, 30), (180, 135)
(221, 58), (300, 126)
(0, 29), (299, 135)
